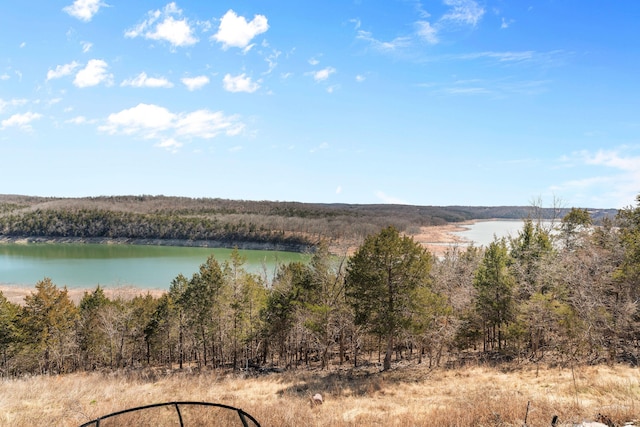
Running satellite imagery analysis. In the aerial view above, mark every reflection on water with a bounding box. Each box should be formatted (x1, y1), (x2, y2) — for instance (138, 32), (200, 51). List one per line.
(0, 243), (307, 289)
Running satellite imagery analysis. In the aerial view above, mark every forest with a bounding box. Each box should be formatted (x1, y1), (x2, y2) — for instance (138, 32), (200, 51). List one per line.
(0, 194), (617, 254)
(0, 195), (637, 378)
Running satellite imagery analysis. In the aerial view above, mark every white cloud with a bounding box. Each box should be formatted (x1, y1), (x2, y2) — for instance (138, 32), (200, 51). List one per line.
(225, 123), (245, 136)
(125, 2), (198, 48)
(63, 0), (105, 22)
(100, 103), (176, 137)
(264, 49), (281, 74)
(213, 9), (269, 50)
(47, 61), (81, 81)
(0, 74), (9, 80)
(181, 75), (210, 91)
(441, 0), (485, 26)
(121, 72), (174, 88)
(357, 0), (485, 53)
(222, 73), (260, 93)
(310, 142), (329, 153)
(310, 67), (336, 82)
(81, 41), (93, 53)
(74, 59), (113, 88)
(336, 185), (342, 194)
(1, 112), (42, 130)
(155, 138), (183, 153)
(175, 110), (243, 138)
(308, 58), (320, 66)
(581, 149), (640, 171)
(0, 98), (28, 113)
(355, 75), (366, 82)
(375, 191), (407, 205)
(554, 148), (640, 208)
(264, 50), (282, 74)
(65, 116), (89, 125)
(443, 86), (490, 95)
(150, 16), (197, 47)
(416, 21), (439, 44)
(453, 51), (534, 62)
(99, 103), (244, 150)
(356, 30), (412, 52)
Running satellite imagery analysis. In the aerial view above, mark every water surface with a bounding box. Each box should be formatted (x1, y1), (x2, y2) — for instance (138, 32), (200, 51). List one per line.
(452, 219), (555, 247)
(0, 243), (307, 289)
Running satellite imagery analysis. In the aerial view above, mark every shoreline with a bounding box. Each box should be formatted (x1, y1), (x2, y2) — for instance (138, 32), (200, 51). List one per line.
(0, 283), (167, 305)
(412, 221), (475, 256)
(0, 235), (313, 253)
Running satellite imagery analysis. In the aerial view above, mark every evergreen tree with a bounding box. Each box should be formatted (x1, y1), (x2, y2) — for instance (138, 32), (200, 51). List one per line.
(0, 291), (20, 375)
(78, 286), (111, 369)
(300, 242), (349, 369)
(473, 239), (516, 352)
(260, 261), (312, 366)
(21, 278), (78, 374)
(169, 273), (190, 369)
(346, 226), (432, 370)
(223, 248), (267, 370)
(560, 207), (592, 250)
(181, 255), (229, 367)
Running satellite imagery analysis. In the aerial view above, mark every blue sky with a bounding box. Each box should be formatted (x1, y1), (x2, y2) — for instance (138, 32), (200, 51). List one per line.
(1, 1), (639, 209)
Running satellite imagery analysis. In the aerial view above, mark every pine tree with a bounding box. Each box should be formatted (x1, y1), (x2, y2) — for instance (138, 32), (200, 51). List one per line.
(21, 278), (79, 374)
(473, 239), (515, 352)
(346, 226), (432, 370)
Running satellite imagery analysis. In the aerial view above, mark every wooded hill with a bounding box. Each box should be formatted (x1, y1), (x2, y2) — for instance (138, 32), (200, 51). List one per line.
(0, 194), (617, 252)
(0, 198), (638, 377)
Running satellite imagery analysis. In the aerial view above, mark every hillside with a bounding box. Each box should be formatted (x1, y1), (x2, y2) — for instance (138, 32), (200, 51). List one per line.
(0, 194), (617, 252)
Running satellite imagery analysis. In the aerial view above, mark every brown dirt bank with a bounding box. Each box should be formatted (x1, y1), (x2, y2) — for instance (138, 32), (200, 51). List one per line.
(0, 284), (166, 306)
(412, 222), (473, 256)
(324, 222), (475, 257)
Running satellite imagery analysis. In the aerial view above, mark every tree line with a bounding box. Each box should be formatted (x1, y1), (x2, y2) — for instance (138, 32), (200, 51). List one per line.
(0, 208), (310, 248)
(3, 195), (614, 254)
(0, 198), (637, 377)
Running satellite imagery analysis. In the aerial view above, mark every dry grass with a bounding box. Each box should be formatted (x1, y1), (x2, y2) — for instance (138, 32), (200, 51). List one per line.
(1, 363), (638, 426)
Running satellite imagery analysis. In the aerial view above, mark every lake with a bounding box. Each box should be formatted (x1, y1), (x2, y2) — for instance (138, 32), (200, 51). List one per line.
(451, 219), (556, 247)
(0, 220), (554, 291)
(0, 243), (308, 290)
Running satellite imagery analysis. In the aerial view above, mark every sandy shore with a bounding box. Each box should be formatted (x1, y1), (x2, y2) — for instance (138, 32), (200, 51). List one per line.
(0, 284), (167, 305)
(412, 222), (474, 256)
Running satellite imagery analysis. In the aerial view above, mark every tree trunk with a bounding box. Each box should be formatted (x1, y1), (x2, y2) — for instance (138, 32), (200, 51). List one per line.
(384, 334), (393, 370)
(202, 328), (207, 367)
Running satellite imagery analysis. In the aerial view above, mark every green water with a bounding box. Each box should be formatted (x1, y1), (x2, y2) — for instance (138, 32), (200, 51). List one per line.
(0, 243), (308, 289)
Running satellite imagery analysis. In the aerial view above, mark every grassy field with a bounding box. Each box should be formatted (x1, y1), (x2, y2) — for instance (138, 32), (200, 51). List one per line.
(1, 363), (638, 426)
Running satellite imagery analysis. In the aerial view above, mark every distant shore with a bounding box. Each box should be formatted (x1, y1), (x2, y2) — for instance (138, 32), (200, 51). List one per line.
(0, 235), (313, 253)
